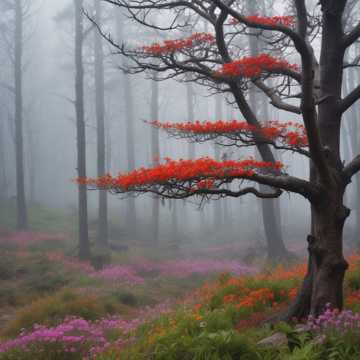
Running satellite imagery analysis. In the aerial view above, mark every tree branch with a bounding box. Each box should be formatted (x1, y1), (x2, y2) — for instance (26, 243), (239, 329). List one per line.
(339, 85), (360, 114)
(343, 22), (360, 49)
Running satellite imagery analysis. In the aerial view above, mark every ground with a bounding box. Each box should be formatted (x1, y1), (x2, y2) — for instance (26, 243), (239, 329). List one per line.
(1, 202), (360, 359)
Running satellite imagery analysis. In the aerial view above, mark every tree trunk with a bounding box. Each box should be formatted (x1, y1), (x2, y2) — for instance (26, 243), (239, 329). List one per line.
(75, 0), (90, 260)
(116, 13), (137, 237)
(151, 76), (160, 245)
(213, 95), (223, 229)
(283, 2), (349, 319)
(94, 0), (108, 247)
(14, 0), (28, 230)
(244, 0), (287, 262)
(186, 81), (195, 159)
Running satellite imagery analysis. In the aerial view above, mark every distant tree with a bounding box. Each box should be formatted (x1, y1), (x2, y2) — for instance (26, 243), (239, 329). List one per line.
(74, 0), (90, 260)
(115, 12), (137, 237)
(0, 0), (29, 229)
(85, 0), (360, 319)
(93, 0), (109, 247)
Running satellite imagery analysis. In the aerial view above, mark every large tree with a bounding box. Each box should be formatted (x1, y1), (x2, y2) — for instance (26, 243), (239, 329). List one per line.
(85, 0), (360, 318)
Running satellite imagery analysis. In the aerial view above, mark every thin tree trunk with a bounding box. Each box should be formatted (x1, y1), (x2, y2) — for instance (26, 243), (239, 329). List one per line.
(245, 0), (287, 262)
(186, 81), (195, 159)
(94, 0), (108, 247)
(116, 13), (137, 236)
(213, 95), (222, 229)
(151, 76), (160, 245)
(26, 119), (36, 203)
(14, 0), (28, 230)
(75, 0), (90, 260)
(0, 117), (7, 199)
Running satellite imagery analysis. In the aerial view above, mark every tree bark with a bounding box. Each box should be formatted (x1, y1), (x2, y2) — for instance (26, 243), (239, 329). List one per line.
(94, 0), (109, 247)
(14, 0), (28, 230)
(283, 2), (349, 319)
(75, 0), (90, 260)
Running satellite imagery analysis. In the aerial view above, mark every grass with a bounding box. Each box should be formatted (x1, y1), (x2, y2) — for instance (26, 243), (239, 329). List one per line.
(0, 200), (76, 234)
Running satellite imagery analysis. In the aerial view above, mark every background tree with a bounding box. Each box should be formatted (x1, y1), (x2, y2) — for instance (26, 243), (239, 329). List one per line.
(0, 0), (30, 230)
(93, 0), (109, 247)
(74, 0), (90, 260)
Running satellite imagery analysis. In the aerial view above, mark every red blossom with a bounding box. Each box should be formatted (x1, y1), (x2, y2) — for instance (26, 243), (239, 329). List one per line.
(229, 15), (295, 27)
(150, 120), (308, 148)
(141, 33), (215, 55)
(214, 54), (299, 78)
(78, 157), (284, 191)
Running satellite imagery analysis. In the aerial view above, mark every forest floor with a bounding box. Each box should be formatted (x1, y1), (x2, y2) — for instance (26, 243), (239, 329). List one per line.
(1, 203), (360, 359)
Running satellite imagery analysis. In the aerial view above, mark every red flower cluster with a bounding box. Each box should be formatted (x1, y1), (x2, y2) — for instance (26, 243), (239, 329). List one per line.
(230, 15), (295, 27)
(78, 157), (283, 191)
(214, 54), (299, 78)
(142, 33), (215, 55)
(150, 120), (308, 147)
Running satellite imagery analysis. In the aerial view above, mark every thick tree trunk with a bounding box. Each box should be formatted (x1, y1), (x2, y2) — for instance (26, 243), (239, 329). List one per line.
(14, 0), (28, 230)
(94, 0), (108, 247)
(151, 76), (160, 245)
(310, 201), (348, 314)
(283, 2), (349, 319)
(75, 0), (90, 260)
(116, 13), (137, 237)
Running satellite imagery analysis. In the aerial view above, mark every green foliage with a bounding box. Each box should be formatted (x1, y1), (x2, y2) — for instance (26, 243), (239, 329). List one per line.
(1, 289), (115, 337)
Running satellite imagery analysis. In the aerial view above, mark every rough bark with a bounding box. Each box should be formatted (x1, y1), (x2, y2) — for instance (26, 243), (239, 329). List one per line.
(75, 0), (90, 260)
(14, 0), (28, 230)
(94, 0), (109, 247)
(284, 2), (349, 319)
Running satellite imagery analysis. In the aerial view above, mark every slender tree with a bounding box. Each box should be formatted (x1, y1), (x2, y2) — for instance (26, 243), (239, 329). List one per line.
(115, 13), (137, 237)
(94, 0), (108, 247)
(150, 75), (160, 244)
(74, 0), (90, 260)
(87, 0), (360, 318)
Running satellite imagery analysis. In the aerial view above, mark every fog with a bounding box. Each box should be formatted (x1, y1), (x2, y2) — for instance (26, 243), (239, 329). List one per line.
(0, 0), (358, 254)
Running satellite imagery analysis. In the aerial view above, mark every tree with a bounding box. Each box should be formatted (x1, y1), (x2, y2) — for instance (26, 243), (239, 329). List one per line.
(86, 0), (360, 318)
(0, 0), (29, 229)
(74, 0), (90, 260)
(115, 12), (137, 237)
(93, 0), (109, 247)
